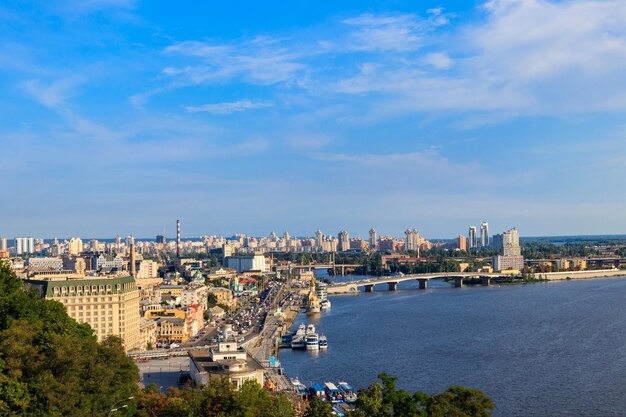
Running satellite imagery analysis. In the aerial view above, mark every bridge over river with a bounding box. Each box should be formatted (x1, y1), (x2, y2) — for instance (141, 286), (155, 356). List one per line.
(327, 272), (513, 294)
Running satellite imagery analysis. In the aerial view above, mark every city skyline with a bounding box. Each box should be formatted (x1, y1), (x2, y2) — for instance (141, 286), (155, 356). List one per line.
(4, 1), (626, 237)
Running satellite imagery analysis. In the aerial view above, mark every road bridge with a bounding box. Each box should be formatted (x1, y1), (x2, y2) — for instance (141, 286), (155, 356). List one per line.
(327, 272), (512, 294)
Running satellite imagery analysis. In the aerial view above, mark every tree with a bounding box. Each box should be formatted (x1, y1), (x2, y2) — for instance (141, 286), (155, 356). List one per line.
(0, 261), (140, 416)
(349, 374), (493, 417)
(304, 396), (334, 417)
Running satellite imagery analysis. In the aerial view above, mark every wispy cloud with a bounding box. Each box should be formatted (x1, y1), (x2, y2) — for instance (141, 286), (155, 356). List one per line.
(184, 99), (272, 114)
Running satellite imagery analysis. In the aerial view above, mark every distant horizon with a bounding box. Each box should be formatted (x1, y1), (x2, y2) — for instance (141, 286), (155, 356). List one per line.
(8, 232), (626, 243)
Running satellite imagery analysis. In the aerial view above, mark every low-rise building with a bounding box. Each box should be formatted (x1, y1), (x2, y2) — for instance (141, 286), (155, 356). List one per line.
(189, 339), (264, 390)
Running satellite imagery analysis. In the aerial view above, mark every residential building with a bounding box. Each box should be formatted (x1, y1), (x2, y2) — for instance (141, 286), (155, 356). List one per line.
(457, 235), (467, 251)
(25, 275), (141, 351)
(480, 222), (489, 247)
(337, 231), (350, 252)
(468, 227), (477, 249)
(369, 228), (377, 250)
(68, 237), (83, 255)
(14, 237), (35, 255)
(492, 228), (524, 272)
(404, 229), (423, 253)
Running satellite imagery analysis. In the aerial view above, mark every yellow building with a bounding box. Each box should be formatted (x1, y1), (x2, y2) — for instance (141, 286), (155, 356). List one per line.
(144, 309), (190, 343)
(208, 287), (235, 307)
(26, 275), (141, 351)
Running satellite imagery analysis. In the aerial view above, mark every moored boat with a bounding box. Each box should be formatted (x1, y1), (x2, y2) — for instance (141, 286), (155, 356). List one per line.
(319, 335), (328, 349)
(338, 381), (357, 403)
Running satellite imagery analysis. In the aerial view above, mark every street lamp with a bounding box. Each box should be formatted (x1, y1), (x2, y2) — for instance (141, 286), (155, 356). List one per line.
(108, 396), (134, 416)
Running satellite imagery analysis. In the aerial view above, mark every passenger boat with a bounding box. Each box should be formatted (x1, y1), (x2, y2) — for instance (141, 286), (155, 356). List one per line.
(338, 381), (357, 403)
(306, 333), (319, 350)
(324, 382), (343, 403)
(318, 335), (328, 350)
(291, 334), (306, 349)
(290, 378), (309, 399)
(320, 298), (331, 310)
(306, 324), (316, 335)
(310, 383), (327, 400)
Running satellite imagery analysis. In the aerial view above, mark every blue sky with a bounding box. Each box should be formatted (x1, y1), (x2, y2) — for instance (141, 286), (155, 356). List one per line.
(2, 0), (626, 239)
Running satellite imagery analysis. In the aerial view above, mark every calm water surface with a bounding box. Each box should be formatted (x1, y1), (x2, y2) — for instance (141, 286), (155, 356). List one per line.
(278, 277), (626, 416)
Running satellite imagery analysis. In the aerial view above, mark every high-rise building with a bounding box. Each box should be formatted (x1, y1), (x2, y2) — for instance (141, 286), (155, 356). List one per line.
(468, 227), (477, 248)
(90, 239), (100, 252)
(338, 231), (350, 252)
(457, 235), (467, 251)
(480, 222), (490, 247)
(369, 228), (377, 250)
(176, 220), (181, 258)
(156, 235), (166, 244)
(492, 228), (523, 271)
(404, 229), (422, 252)
(0, 237), (7, 251)
(14, 237), (35, 255)
(25, 275), (141, 351)
(315, 230), (323, 248)
(68, 237), (83, 256)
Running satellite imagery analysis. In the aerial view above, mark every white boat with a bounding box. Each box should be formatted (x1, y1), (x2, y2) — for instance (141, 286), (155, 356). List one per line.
(320, 299), (331, 310)
(291, 334), (306, 350)
(306, 333), (319, 350)
(319, 335), (328, 350)
(306, 324), (316, 335)
(338, 381), (357, 403)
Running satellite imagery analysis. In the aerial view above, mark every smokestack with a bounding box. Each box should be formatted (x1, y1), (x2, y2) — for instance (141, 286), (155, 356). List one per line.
(129, 235), (136, 277)
(176, 220), (181, 258)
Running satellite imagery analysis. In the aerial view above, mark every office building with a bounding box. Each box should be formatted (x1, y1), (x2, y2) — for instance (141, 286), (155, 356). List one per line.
(25, 275), (141, 351)
(468, 227), (477, 249)
(225, 254), (267, 273)
(480, 222), (489, 247)
(28, 257), (63, 271)
(156, 235), (166, 244)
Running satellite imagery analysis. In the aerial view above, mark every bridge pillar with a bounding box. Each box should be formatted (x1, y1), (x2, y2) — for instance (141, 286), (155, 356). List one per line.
(417, 279), (428, 290)
(454, 277), (464, 288)
(388, 282), (398, 291)
(341, 266), (345, 276)
(481, 276), (491, 286)
(364, 284), (374, 293)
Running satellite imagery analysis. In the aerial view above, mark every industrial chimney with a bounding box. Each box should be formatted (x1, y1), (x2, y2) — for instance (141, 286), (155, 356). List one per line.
(129, 235), (136, 277)
(176, 220), (181, 258)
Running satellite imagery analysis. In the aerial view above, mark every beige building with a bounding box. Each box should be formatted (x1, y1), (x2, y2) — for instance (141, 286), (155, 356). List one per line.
(208, 287), (235, 307)
(189, 339), (264, 390)
(26, 275), (141, 351)
(68, 237), (83, 256)
(139, 318), (158, 350)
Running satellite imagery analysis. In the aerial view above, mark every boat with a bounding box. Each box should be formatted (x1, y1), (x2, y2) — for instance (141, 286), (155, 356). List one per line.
(306, 324), (316, 335)
(306, 333), (319, 350)
(310, 383), (327, 401)
(291, 334), (306, 350)
(320, 298), (331, 310)
(324, 382), (343, 403)
(319, 335), (328, 350)
(338, 381), (357, 403)
(290, 378), (309, 399)
(316, 282), (328, 299)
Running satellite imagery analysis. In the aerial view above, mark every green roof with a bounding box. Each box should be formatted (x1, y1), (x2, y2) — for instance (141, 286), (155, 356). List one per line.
(26, 276), (137, 297)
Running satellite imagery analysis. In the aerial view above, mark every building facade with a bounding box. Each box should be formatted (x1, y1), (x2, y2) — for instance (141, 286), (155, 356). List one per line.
(26, 275), (141, 351)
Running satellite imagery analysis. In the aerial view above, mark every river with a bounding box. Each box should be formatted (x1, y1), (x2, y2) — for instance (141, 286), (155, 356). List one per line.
(278, 276), (626, 416)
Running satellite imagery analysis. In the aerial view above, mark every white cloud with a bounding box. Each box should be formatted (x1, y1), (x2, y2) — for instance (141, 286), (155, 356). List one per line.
(342, 14), (426, 52)
(184, 100), (272, 114)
